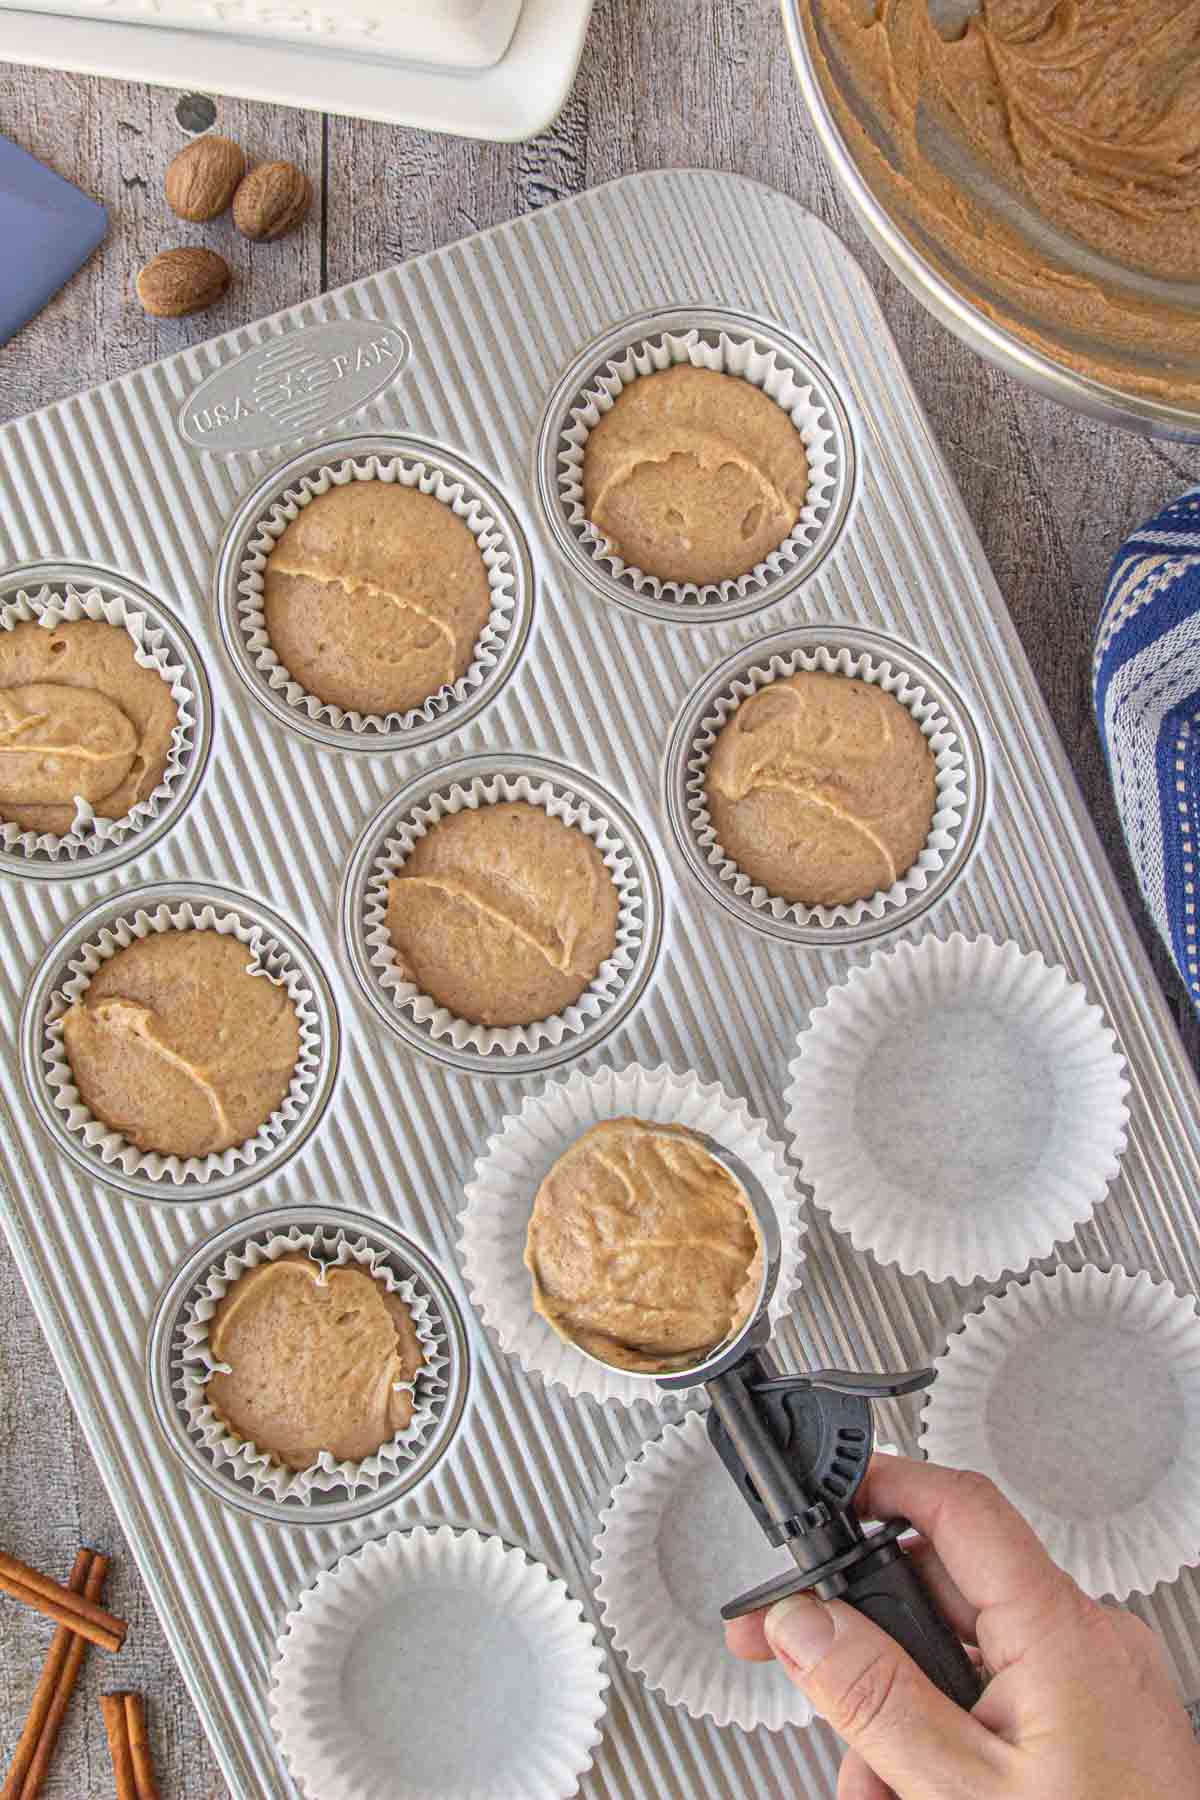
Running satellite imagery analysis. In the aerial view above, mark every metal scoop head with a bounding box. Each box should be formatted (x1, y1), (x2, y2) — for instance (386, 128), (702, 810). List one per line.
(568, 1129), (782, 1388)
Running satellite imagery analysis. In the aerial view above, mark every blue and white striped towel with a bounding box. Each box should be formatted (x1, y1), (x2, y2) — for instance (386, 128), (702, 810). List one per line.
(1095, 487), (1200, 1010)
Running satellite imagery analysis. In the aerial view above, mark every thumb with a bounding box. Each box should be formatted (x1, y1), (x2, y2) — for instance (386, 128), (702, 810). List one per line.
(765, 1594), (1005, 1797)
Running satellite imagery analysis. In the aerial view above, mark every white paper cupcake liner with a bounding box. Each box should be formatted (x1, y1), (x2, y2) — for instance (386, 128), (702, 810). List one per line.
(40, 899), (324, 1187)
(359, 769), (647, 1060)
(556, 325), (839, 608)
(0, 581), (198, 861)
(594, 1409), (815, 1730)
(922, 1266), (1200, 1601)
(270, 1526), (609, 1800)
(233, 450), (521, 736)
(784, 934), (1129, 1284)
(683, 640), (969, 930)
(460, 1063), (806, 1405)
(174, 1225), (449, 1502)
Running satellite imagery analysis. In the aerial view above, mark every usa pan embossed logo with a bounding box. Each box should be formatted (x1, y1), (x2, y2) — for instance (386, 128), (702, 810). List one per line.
(178, 319), (410, 454)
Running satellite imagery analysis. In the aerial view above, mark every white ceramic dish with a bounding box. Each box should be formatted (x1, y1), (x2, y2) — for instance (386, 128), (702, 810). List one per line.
(1, 0), (522, 67)
(0, 0), (593, 139)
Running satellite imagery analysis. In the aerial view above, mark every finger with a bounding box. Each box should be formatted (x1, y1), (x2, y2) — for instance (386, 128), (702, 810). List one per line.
(723, 1611), (774, 1663)
(837, 1747), (895, 1800)
(902, 1536), (980, 1646)
(854, 1457), (1073, 1613)
(764, 1593), (1008, 1797)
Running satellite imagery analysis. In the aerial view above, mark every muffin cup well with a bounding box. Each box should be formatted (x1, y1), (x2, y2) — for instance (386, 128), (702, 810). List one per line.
(921, 1267), (1200, 1601)
(148, 1205), (472, 1526)
(664, 624), (986, 946)
(593, 1409), (815, 1730)
(343, 754), (663, 1077)
(270, 1527), (609, 1800)
(0, 569), (209, 876)
(460, 1063), (806, 1406)
(784, 934), (1130, 1284)
(176, 1224), (448, 1504)
(23, 884), (338, 1203)
(219, 438), (531, 752)
(541, 309), (853, 620)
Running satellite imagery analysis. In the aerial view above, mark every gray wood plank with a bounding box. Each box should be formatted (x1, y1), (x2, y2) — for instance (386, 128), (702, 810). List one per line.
(2, 2), (1200, 1793)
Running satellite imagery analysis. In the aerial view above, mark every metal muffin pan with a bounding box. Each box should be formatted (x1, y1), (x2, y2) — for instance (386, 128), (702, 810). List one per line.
(147, 1205), (472, 1528)
(0, 561), (214, 881)
(2, 172), (1200, 1800)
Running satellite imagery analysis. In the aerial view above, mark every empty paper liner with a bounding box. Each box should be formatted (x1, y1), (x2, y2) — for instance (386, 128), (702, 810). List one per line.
(594, 1409), (816, 1730)
(270, 1526), (609, 1800)
(784, 933), (1129, 1283)
(922, 1266), (1200, 1600)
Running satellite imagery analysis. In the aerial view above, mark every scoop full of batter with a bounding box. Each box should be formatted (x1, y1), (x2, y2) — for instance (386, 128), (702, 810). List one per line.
(524, 1119), (763, 1374)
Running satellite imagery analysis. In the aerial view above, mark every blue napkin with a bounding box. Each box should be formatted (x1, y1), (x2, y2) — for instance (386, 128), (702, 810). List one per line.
(1094, 488), (1200, 1009)
(0, 134), (107, 346)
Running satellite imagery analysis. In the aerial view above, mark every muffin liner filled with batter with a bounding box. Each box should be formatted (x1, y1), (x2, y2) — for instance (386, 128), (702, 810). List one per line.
(357, 769), (647, 1061)
(175, 1225), (448, 1503)
(232, 450), (523, 740)
(38, 899), (324, 1188)
(460, 1063), (806, 1406)
(556, 326), (841, 609)
(0, 582), (199, 865)
(683, 640), (969, 931)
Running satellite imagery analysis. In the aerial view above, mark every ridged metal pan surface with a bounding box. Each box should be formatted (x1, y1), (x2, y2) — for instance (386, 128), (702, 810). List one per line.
(2, 171), (1199, 1800)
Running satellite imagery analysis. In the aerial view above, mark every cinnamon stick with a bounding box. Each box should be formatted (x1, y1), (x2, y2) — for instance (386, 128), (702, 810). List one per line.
(123, 1693), (159, 1800)
(0, 1550), (91, 1800)
(19, 1552), (111, 1800)
(0, 1551), (125, 1652)
(99, 1694), (137, 1800)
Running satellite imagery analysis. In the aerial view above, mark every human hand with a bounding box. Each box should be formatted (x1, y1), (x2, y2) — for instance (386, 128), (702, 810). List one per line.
(725, 1454), (1200, 1799)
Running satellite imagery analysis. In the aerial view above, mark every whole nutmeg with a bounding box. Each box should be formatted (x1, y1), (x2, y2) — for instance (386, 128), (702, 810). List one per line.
(164, 133), (246, 221)
(233, 161), (312, 242)
(135, 247), (231, 318)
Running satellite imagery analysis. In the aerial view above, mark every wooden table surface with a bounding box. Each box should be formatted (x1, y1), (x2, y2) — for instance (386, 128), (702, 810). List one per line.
(2, 2), (1200, 1792)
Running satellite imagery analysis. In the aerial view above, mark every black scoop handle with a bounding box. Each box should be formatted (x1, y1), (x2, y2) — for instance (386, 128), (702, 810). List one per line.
(841, 1531), (981, 1710)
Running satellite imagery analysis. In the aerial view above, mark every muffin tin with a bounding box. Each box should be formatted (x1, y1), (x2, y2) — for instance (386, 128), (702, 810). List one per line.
(1, 170), (1199, 1799)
